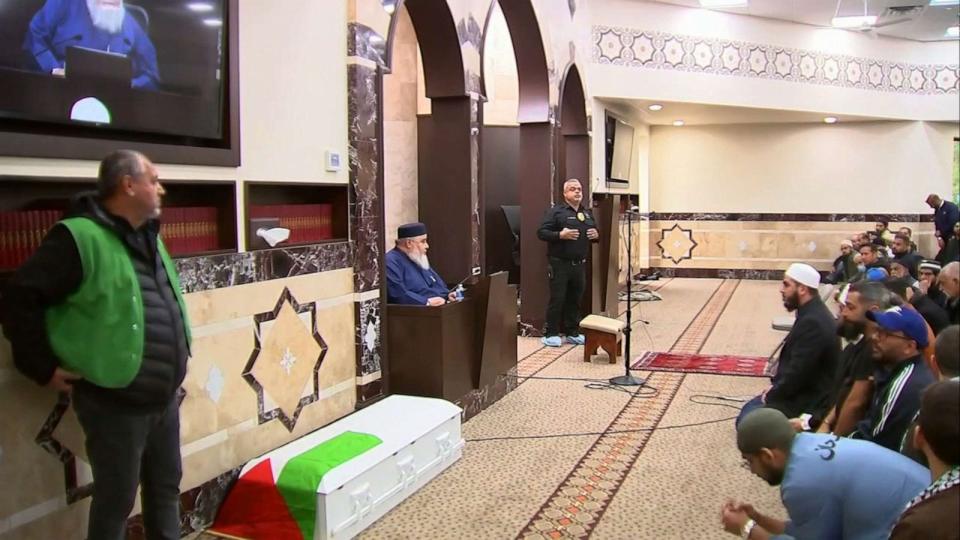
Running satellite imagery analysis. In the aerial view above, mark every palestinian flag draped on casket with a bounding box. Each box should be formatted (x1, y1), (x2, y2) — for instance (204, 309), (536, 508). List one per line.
(209, 431), (382, 540)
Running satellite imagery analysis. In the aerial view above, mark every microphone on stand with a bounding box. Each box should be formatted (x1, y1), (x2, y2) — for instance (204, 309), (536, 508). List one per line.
(610, 200), (646, 387)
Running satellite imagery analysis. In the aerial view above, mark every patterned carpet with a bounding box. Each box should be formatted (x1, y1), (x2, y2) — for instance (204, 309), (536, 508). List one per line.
(196, 278), (790, 539)
(631, 352), (770, 377)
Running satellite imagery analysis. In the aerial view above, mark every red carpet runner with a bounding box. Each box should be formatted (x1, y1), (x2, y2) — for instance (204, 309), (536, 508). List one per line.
(631, 351), (769, 378)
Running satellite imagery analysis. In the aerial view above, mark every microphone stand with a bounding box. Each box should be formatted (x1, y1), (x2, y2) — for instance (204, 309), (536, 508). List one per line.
(609, 207), (645, 387)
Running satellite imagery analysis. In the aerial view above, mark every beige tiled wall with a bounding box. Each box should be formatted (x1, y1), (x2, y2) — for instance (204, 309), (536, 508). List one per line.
(645, 220), (936, 272)
(0, 269), (356, 538)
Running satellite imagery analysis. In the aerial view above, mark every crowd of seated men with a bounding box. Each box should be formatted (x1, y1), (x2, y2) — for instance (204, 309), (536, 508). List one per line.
(722, 193), (960, 539)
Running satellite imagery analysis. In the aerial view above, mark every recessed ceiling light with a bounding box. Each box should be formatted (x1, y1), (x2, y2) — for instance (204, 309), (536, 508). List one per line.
(823, 116), (839, 124)
(699, 0), (748, 7)
(648, 104), (663, 111)
(187, 2), (214, 12)
(947, 26), (960, 37)
(672, 120), (685, 127)
(202, 18), (222, 27)
(831, 15), (877, 28)
(929, 0), (959, 7)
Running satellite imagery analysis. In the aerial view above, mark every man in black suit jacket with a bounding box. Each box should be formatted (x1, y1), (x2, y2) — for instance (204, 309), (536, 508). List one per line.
(926, 194), (959, 257)
(737, 263), (840, 426)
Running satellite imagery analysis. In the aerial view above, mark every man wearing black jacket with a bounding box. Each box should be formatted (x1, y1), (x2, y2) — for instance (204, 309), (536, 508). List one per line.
(737, 263), (840, 426)
(1, 150), (190, 540)
(853, 307), (935, 452)
(537, 179), (599, 347)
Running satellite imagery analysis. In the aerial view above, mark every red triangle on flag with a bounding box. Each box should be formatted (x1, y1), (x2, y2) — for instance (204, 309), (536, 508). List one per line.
(209, 459), (304, 540)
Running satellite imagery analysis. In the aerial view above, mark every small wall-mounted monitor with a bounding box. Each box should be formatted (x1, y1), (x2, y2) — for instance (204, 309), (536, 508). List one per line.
(605, 113), (634, 185)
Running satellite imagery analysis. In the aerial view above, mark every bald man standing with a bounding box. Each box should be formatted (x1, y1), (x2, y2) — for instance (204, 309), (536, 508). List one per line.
(537, 179), (599, 347)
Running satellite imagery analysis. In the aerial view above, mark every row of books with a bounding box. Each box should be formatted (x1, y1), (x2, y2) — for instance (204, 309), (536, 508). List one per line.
(1, 203), (338, 271)
(0, 210), (64, 270)
(249, 204), (335, 244)
(159, 207), (221, 256)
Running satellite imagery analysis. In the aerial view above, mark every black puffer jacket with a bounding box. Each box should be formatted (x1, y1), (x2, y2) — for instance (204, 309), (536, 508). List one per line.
(1, 193), (189, 412)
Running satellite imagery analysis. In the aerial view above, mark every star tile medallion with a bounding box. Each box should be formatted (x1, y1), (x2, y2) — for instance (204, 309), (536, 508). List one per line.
(657, 223), (698, 265)
(243, 287), (327, 432)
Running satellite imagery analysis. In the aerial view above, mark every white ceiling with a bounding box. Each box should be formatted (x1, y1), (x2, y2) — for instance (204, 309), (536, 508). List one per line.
(646, 0), (960, 41)
(605, 98), (897, 125)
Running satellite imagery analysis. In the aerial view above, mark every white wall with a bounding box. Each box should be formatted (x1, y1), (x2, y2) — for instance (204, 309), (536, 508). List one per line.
(587, 0), (960, 122)
(649, 121), (959, 213)
(383, 6), (420, 249)
(482, 1), (519, 126)
(591, 99), (649, 201)
(0, 0), (349, 184)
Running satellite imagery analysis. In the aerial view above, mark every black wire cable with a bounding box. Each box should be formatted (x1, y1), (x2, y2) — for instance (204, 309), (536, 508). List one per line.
(507, 373), (659, 396)
(476, 375), (745, 442)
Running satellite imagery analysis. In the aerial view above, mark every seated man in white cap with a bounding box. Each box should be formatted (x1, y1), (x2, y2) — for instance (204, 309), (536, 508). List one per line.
(737, 263), (840, 427)
(386, 222), (456, 306)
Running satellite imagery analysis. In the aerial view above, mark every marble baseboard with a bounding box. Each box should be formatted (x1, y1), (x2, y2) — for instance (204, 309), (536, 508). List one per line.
(641, 212), (935, 223)
(455, 367), (519, 422)
(175, 242), (353, 294)
(644, 267), (829, 281)
(357, 379), (385, 405)
(125, 466), (242, 540)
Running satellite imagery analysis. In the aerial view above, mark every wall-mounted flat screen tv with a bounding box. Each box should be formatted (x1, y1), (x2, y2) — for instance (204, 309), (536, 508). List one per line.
(0, 0), (229, 146)
(605, 114), (634, 184)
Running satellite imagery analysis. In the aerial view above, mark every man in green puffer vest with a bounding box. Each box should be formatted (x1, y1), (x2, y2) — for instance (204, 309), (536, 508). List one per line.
(1, 150), (191, 540)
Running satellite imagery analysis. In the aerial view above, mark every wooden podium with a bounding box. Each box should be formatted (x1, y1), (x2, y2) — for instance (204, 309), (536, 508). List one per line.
(386, 272), (517, 402)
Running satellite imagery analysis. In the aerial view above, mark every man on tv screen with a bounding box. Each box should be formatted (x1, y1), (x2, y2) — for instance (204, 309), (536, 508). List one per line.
(23, 0), (159, 90)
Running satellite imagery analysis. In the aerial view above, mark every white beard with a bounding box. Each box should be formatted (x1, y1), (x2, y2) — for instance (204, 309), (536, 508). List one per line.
(87, 0), (126, 34)
(408, 252), (430, 270)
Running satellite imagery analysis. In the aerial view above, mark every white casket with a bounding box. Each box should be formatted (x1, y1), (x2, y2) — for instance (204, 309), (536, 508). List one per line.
(236, 394), (463, 539)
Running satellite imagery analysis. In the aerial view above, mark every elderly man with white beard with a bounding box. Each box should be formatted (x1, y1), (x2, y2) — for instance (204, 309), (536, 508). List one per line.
(386, 222), (458, 306)
(24, 0), (160, 89)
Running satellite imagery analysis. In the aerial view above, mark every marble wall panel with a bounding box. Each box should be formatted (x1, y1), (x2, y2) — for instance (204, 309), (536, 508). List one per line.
(185, 268), (353, 327)
(175, 242), (352, 294)
(643, 219), (938, 274)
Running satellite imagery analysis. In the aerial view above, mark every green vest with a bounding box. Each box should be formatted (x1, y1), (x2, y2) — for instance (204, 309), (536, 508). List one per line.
(46, 217), (192, 388)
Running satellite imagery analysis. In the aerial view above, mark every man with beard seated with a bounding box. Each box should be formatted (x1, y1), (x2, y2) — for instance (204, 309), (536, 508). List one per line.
(791, 281), (891, 436)
(737, 263), (839, 426)
(852, 307), (936, 452)
(720, 408), (928, 540)
(890, 379), (960, 540)
(917, 260), (948, 309)
(884, 277), (949, 337)
(386, 222), (457, 306)
(23, 0), (160, 89)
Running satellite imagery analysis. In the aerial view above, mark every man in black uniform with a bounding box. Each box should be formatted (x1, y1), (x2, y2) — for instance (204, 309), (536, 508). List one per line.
(537, 178), (598, 347)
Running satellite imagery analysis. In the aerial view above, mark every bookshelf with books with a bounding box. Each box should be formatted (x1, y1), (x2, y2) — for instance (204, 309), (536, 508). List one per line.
(0, 177), (238, 275)
(159, 181), (238, 257)
(245, 183), (348, 250)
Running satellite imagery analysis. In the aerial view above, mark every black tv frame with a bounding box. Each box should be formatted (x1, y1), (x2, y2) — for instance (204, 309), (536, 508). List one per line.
(0, 0), (240, 167)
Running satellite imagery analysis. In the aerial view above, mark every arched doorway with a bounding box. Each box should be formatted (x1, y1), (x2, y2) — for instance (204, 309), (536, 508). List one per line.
(485, 0), (552, 332)
(557, 64), (589, 198)
(384, 0), (473, 284)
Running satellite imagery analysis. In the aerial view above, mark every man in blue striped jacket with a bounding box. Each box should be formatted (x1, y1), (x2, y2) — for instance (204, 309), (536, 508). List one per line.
(853, 307), (936, 451)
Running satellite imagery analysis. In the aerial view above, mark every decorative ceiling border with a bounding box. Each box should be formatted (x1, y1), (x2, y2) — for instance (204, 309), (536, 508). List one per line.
(592, 26), (959, 95)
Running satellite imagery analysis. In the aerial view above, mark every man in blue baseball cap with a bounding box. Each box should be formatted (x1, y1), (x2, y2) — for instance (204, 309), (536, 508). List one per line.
(852, 307), (936, 451)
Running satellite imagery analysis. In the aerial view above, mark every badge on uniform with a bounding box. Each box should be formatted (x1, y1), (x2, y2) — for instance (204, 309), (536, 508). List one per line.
(577, 212), (585, 222)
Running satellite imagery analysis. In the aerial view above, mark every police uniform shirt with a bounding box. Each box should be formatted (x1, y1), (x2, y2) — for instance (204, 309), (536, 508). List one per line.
(537, 203), (596, 260)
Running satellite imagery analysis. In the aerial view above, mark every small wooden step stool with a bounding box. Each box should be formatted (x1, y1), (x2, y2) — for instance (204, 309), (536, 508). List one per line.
(580, 314), (626, 364)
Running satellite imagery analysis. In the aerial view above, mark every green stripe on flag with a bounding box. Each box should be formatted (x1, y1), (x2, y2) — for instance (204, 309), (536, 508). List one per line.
(277, 431), (383, 540)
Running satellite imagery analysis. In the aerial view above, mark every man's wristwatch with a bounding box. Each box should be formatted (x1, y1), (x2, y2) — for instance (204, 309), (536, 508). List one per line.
(741, 519), (756, 539)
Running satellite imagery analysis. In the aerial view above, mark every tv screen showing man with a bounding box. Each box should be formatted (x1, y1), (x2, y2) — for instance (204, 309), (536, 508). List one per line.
(23, 0), (159, 90)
